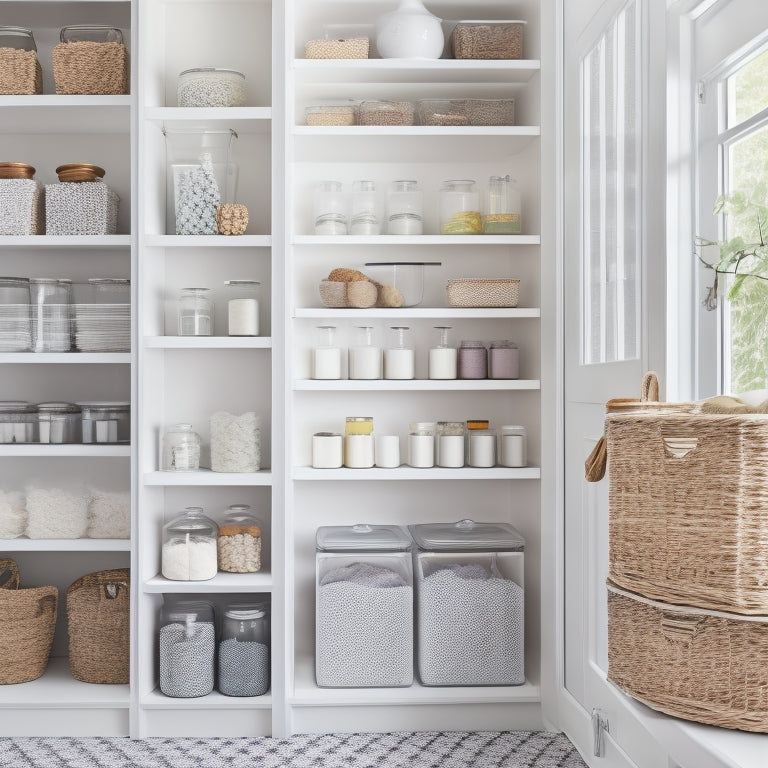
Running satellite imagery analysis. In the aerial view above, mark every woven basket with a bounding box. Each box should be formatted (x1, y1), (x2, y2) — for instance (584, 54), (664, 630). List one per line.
(0, 585), (57, 684)
(305, 37), (369, 59)
(0, 178), (45, 235)
(607, 408), (768, 614)
(52, 41), (129, 95)
(0, 47), (42, 94)
(67, 568), (129, 684)
(607, 581), (768, 732)
(446, 278), (520, 307)
(0, 558), (20, 590)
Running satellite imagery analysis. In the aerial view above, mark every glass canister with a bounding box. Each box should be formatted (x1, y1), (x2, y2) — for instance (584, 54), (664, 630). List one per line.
(218, 504), (262, 573)
(383, 326), (414, 380)
(408, 421), (435, 468)
(224, 280), (259, 336)
(312, 325), (341, 379)
(219, 603), (270, 696)
(387, 180), (423, 235)
(0, 26), (37, 51)
(0, 401), (36, 443)
(348, 326), (381, 380)
(159, 600), (216, 697)
(349, 180), (381, 235)
(315, 524), (413, 687)
(161, 506), (219, 581)
(164, 128), (238, 235)
(428, 326), (457, 380)
(161, 423), (201, 470)
(440, 180), (482, 235)
(313, 180), (347, 235)
(210, 411), (261, 473)
(79, 401), (130, 443)
(488, 340), (519, 379)
(36, 402), (81, 444)
(0, 277), (31, 351)
(436, 421), (465, 468)
(178, 287), (213, 336)
(408, 519), (525, 686)
(29, 278), (72, 353)
(500, 425), (527, 467)
(0, 27), (41, 96)
(484, 175), (521, 234)
(458, 340), (488, 379)
(177, 67), (247, 108)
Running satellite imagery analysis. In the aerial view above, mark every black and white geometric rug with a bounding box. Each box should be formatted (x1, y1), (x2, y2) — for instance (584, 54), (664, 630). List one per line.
(0, 732), (586, 768)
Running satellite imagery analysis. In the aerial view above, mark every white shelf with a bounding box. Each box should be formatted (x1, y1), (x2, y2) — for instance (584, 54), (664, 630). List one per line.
(146, 107), (272, 133)
(143, 571), (273, 593)
(291, 658), (540, 707)
(0, 353), (130, 364)
(294, 307), (541, 319)
(0, 445), (130, 457)
(293, 235), (541, 246)
(294, 379), (540, 391)
(0, 658), (129, 710)
(142, 689), (272, 710)
(143, 470), (273, 486)
(293, 466), (541, 481)
(0, 236), (131, 249)
(294, 126), (539, 138)
(144, 336), (272, 349)
(0, 538), (130, 552)
(144, 235), (271, 248)
(0, 96), (131, 134)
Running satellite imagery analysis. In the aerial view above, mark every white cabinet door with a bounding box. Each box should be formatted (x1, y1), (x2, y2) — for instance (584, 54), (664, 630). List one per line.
(560, 0), (668, 765)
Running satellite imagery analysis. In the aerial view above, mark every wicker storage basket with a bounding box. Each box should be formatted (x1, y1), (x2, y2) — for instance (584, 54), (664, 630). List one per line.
(0, 558), (20, 590)
(0, 178), (44, 235)
(52, 41), (129, 95)
(607, 408), (768, 614)
(305, 37), (369, 59)
(45, 181), (119, 235)
(0, 584), (57, 684)
(446, 278), (520, 307)
(0, 48), (42, 94)
(67, 568), (129, 684)
(607, 580), (768, 732)
(450, 21), (525, 60)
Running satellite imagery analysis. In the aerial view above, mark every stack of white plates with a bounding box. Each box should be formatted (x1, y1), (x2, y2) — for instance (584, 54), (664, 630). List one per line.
(74, 303), (130, 352)
(0, 305), (32, 351)
(31, 304), (72, 352)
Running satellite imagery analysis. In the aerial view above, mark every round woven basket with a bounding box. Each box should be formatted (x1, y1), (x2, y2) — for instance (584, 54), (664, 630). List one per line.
(0, 558), (20, 590)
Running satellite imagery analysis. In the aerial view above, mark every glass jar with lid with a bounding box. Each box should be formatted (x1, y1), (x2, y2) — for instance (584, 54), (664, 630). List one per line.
(161, 507), (219, 581)
(178, 287), (213, 336)
(219, 602), (270, 696)
(383, 326), (414, 380)
(161, 423), (201, 470)
(0, 28), (41, 95)
(0, 401), (36, 443)
(312, 325), (341, 380)
(348, 326), (382, 380)
(0, 277), (31, 351)
(29, 278), (72, 353)
(217, 504), (262, 573)
(484, 174), (521, 233)
(313, 180), (347, 235)
(428, 326), (457, 380)
(468, 427), (497, 468)
(440, 180), (482, 234)
(349, 180), (381, 235)
(159, 600), (216, 697)
(224, 280), (260, 336)
(408, 519), (525, 686)
(458, 340), (488, 379)
(387, 180), (423, 235)
(436, 421), (465, 468)
(315, 524), (413, 687)
(0, 26), (37, 51)
(178, 68), (247, 108)
(36, 402), (81, 444)
(79, 401), (130, 443)
(408, 421), (436, 468)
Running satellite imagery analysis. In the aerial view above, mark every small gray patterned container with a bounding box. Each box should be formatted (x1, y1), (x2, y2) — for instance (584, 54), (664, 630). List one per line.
(0, 178), (44, 235)
(45, 181), (119, 235)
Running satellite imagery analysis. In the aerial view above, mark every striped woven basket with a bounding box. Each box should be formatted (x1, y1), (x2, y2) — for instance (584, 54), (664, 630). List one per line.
(0, 48), (42, 95)
(607, 581), (768, 733)
(52, 41), (129, 95)
(67, 568), (130, 684)
(0, 585), (58, 684)
(0, 558), (20, 590)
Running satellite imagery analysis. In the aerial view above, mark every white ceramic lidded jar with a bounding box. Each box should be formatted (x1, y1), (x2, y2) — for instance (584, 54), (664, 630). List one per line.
(312, 325), (342, 380)
(428, 326), (457, 380)
(384, 326), (415, 380)
(376, 0), (445, 59)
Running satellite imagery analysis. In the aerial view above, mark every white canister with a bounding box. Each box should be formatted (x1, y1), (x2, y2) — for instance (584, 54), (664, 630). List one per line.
(225, 280), (260, 336)
(500, 425), (527, 467)
(312, 325), (342, 380)
(428, 326), (457, 380)
(408, 422), (435, 468)
(375, 435), (401, 468)
(468, 430), (497, 468)
(384, 326), (415, 380)
(436, 421), (465, 468)
(349, 326), (382, 380)
(312, 432), (343, 469)
(344, 434), (375, 468)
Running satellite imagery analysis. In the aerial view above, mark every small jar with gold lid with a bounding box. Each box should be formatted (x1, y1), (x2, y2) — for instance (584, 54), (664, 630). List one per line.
(217, 504), (262, 573)
(0, 162), (35, 180)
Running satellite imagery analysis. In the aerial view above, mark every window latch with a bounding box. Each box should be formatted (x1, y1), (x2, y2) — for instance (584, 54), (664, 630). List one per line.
(591, 707), (610, 757)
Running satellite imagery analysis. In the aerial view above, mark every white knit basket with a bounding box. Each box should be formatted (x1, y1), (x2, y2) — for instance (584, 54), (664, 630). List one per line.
(45, 181), (119, 235)
(0, 179), (44, 235)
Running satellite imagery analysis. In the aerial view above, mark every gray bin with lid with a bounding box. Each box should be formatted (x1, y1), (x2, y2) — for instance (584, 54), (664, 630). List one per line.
(409, 518), (525, 686)
(315, 523), (413, 688)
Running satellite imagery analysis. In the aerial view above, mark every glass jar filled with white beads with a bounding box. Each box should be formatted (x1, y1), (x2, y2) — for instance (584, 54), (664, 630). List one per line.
(177, 67), (247, 108)
(408, 519), (526, 687)
(315, 524), (414, 688)
(224, 279), (260, 336)
(161, 507), (219, 581)
(159, 600), (215, 697)
(218, 602), (270, 697)
(217, 504), (262, 573)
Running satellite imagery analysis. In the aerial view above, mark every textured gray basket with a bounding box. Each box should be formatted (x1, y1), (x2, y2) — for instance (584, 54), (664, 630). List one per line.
(0, 179), (44, 235)
(45, 182), (119, 235)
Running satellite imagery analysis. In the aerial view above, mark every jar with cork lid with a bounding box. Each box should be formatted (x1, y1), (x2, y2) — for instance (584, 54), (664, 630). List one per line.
(217, 504), (262, 573)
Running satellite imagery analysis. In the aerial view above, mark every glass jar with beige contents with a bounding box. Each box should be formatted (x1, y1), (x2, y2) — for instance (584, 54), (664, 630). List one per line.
(217, 504), (263, 573)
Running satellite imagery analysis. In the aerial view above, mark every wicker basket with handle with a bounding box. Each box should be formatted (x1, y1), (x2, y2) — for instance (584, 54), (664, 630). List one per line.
(607, 580), (768, 733)
(67, 568), (130, 684)
(0, 585), (58, 684)
(0, 558), (20, 590)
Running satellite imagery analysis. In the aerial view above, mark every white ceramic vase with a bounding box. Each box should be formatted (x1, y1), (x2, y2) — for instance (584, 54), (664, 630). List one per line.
(375, 0), (444, 59)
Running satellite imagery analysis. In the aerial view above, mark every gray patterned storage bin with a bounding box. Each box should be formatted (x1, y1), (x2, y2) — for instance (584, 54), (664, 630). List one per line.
(0, 179), (44, 235)
(45, 181), (119, 235)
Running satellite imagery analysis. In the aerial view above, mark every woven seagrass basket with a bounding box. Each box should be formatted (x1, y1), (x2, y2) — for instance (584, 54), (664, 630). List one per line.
(67, 568), (130, 684)
(52, 41), (129, 95)
(446, 278), (520, 307)
(607, 581), (768, 733)
(305, 37), (369, 59)
(0, 584), (58, 684)
(607, 407), (768, 614)
(0, 47), (42, 94)
(0, 558), (20, 590)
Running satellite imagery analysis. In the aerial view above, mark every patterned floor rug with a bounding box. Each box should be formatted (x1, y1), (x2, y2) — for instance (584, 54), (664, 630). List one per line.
(0, 732), (586, 768)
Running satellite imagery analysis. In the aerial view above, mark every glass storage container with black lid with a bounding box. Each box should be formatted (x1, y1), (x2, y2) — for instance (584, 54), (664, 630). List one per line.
(161, 506), (218, 582)
(158, 600), (215, 697)
(218, 602), (270, 696)
(315, 524), (413, 688)
(408, 519), (525, 686)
